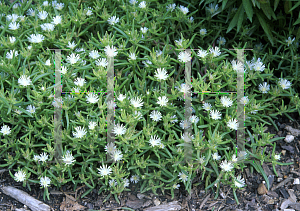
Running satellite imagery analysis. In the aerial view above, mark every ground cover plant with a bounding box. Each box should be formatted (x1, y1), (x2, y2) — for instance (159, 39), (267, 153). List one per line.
(0, 0), (299, 206)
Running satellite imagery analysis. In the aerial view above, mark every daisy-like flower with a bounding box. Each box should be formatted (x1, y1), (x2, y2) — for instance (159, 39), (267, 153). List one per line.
(109, 179), (117, 187)
(238, 151), (247, 159)
(240, 96), (249, 104)
(15, 106), (23, 115)
(154, 68), (168, 80)
(209, 46), (221, 57)
(28, 34), (45, 43)
(178, 51), (191, 63)
(107, 16), (119, 25)
(232, 154), (238, 162)
(130, 175), (140, 183)
(197, 49), (208, 58)
(14, 170), (26, 182)
(220, 96), (233, 107)
(128, 52), (136, 60)
(227, 118), (238, 130)
(117, 94), (126, 102)
(123, 178), (130, 187)
(6, 14), (19, 22)
(89, 50), (100, 59)
(178, 171), (188, 182)
(98, 164), (112, 176)
(178, 83), (191, 93)
(156, 50), (163, 57)
(190, 115), (199, 124)
(198, 156), (206, 164)
(139, 1), (146, 9)
(150, 110), (162, 122)
(45, 59), (51, 66)
(8, 22), (20, 30)
(112, 149), (123, 162)
(130, 96), (143, 108)
(254, 43), (264, 51)
(105, 142), (116, 154)
(75, 47), (85, 53)
(166, 3), (176, 12)
(38, 10), (48, 20)
(40, 23), (55, 32)
(129, 0), (137, 5)
(0, 125), (11, 135)
(170, 115), (178, 123)
(95, 58), (108, 67)
(220, 160), (234, 172)
(52, 15), (62, 25)
(178, 5), (189, 15)
(252, 58), (265, 72)
(286, 36), (295, 46)
(113, 123), (127, 136)
(179, 119), (191, 129)
(27, 8), (35, 16)
(39, 152), (49, 162)
(217, 37), (226, 46)
(231, 60), (244, 73)
(40, 176), (51, 188)
(72, 126), (87, 138)
(62, 150), (75, 165)
(43, 1), (49, 6)
(189, 17), (194, 23)
(74, 77), (86, 87)
(207, 3), (219, 14)
(202, 102), (212, 111)
(234, 175), (245, 188)
(27, 45), (32, 50)
(173, 183), (180, 189)
(181, 133), (194, 141)
(61, 66), (67, 74)
(67, 53), (80, 65)
(142, 60), (152, 67)
(55, 2), (64, 10)
(18, 75), (32, 86)
(212, 152), (221, 160)
(157, 96), (168, 107)
(85, 7), (93, 16)
(175, 38), (183, 47)
(274, 154), (280, 160)
(149, 135), (161, 147)
(278, 78), (291, 90)
(33, 155), (40, 162)
(258, 82), (270, 94)
(88, 121), (97, 130)
(86, 92), (99, 104)
(210, 110), (221, 120)
(200, 28), (207, 36)
(133, 110), (143, 120)
(140, 27), (148, 34)
(26, 105), (36, 114)
(6, 50), (18, 59)
(104, 45), (118, 57)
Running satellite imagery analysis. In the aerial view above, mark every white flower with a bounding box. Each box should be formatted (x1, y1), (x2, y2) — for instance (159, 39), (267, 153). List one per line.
(139, 1), (146, 9)
(209, 46), (221, 57)
(167, 3), (176, 12)
(220, 160), (234, 172)
(200, 28), (207, 36)
(86, 93), (99, 104)
(123, 178), (130, 187)
(60, 66), (67, 74)
(150, 110), (162, 122)
(14, 170), (26, 182)
(238, 151), (247, 158)
(178, 83), (191, 93)
(28, 34), (45, 43)
(27, 45), (32, 50)
(149, 135), (161, 147)
(75, 47), (85, 52)
(140, 27), (148, 34)
(43, 1), (49, 6)
(156, 50), (162, 57)
(286, 36), (295, 46)
(27, 8), (35, 16)
(175, 38), (183, 47)
(142, 60), (152, 67)
(40, 176), (51, 188)
(52, 15), (62, 25)
(258, 82), (270, 94)
(173, 183), (180, 189)
(231, 60), (244, 73)
(130, 175), (140, 183)
(41, 23), (55, 32)
(95, 58), (108, 67)
(129, 0), (137, 5)
(107, 16), (119, 25)
(8, 22), (20, 30)
(190, 115), (199, 124)
(252, 58), (265, 72)
(157, 96), (168, 107)
(85, 7), (93, 16)
(105, 143), (116, 154)
(217, 37), (226, 46)
(89, 50), (100, 59)
(181, 133), (194, 141)
(202, 102), (212, 111)
(234, 175), (245, 188)
(39, 152), (49, 162)
(220, 96), (233, 107)
(179, 120), (191, 129)
(189, 17), (194, 23)
(117, 94), (126, 102)
(178, 5), (189, 15)
(88, 121), (97, 130)
(0, 125), (11, 135)
(154, 68), (168, 80)
(26, 105), (36, 114)
(232, 154), (238, 162)
(109, 179), (117, 187)
(227, 118), (238, 130)
(104, 45), (118, 57)
(130, 97), (143, 108)
(67, 53), (80, 65)
(55, 2), (64, 10)
(178, 51), (191, 63)
(72, 126), (87, 138)
(98, 165), (112, 176)
(6, 50), (18, 59)
(278, 78), (291, 89)
(170, 115), (178, 123)
(274, 154), (280, 160)
(198, 156), (206, 164)
(113, 123), (126, 136)
(197, 49), (208, 58)
(212, 152), (221, 160)
(74, 77), (86, 87)
(210, 110), (221, 120)
(19, 15), (25, 21)
(62, 150), (75, 165)
(240, 96), (249, 104)
(33, 155), (40, 162)
(45, 59), (51, 66)
(178, 171), (188, 182)
(38, 11), (48, 20)
(112, 149), (123, 162)
(128, 52), (136, 60)
(6, 14), (19, 22)
(207, 3), (219, 14)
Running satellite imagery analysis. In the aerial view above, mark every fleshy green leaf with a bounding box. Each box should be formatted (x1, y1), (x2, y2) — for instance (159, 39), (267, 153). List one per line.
(256, 11), (274, 46)
(243, 0), (253, 22)
(226, 5), (242, 33)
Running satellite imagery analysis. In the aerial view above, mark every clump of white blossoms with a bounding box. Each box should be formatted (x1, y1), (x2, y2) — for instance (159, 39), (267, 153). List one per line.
(220, 160), (234, 172)
(154, 68), (168, 80)
(130, 175), (140, 183)
(117, 94), (126, 102)
(72, 126), (87, 138)
(67, 53), (80, 65)
(74, 77), (86, 87)
(210, 110), (222, 120)
(107, 16), (119, 25)
(149, 135), (162, 147)
(150, 110), (162, 122)
(178, 51), (191, 63)
(274, 154), (281, 160)
(86, 92), (99, 104)
(157, 96), (168, 107)
(220, 96), (233, 107)
(217, 37), (226, 46)
(52, 15), (62, 25)
(258, 82), (270, 93)
(178, 5), (189, 15)
(28, 34), (45, 43)
(0, 125), (11, 135)
(112, 149), (123, 162)
(40, 176), (51, 188)
(39, 152), (49, 162)
(197, 49), (208, 58)
(227, 118), (238, 130)
(209, 46), (221, 57)
(113, 123), (127, 136)
(139, 1), (146, 9)
(130, 96), (144, 108)
(89, 50), (100, 59)
(6, 50), (18, 59)
(166, 3), (176, 12)
(200, 28), (207, 36)
(190, 115), (199, 124)
(212, 152), (221, 160)
(88, 121), (97, 130)
(278, 78), (291, 90)
(178, 171), (188, 182)
(234, 175), (245, 188)
(14, 170), (26, 182)
(179, 119), (191, 129)
(207, 3), (219, 14)
(140, 27), (148, 34)
(128, 52), (137, 60)
(202, 102), (212, 111)
(9, 22), (20, 30)
(231, 60), (244, 73)
(98, 165), (112, 176)
(286, 36), (295, 46)
(95, 58), (108, 67)
(104, 45), (118, 57)
(62, 150), (75, 165)
(38, 10), (48, 20)
(240, 96), (249, 104)
(26, 105), (36, 114)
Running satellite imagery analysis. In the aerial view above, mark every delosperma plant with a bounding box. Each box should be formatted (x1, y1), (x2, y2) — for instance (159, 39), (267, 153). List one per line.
(0, 0), (299, 204)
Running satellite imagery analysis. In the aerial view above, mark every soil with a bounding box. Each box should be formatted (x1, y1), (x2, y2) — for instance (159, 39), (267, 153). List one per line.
(0, 112), (300, 211)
